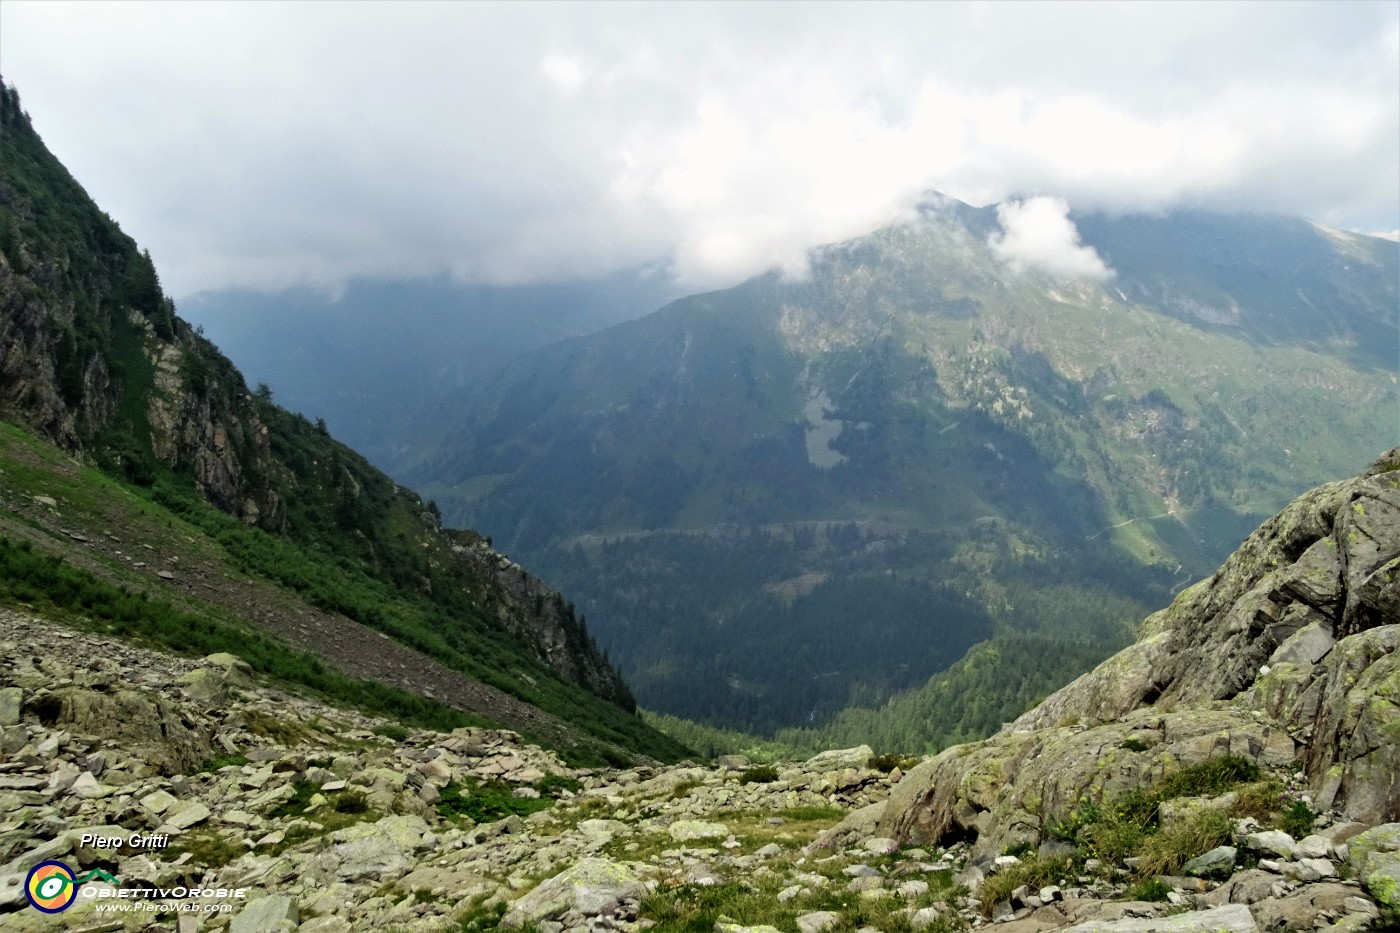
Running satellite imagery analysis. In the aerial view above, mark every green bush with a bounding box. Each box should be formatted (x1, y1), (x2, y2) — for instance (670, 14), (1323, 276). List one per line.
(334, 791), (369, 814)
(737, 766), (780, 785)
(1275, 799), (1316, 838)
(437, 779), (551, 823)
(373, 724), (410, 742)
(868, 753), (919, 772)
(534, 773), (583, 797)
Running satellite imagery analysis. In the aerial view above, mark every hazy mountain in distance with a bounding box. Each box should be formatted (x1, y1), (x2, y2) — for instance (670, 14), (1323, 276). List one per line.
(405, 194), (1398, 739)
(178, 271), (680, 471)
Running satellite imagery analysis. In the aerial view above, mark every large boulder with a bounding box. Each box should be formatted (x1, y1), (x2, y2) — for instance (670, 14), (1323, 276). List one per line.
(881, 454), (1400, 853)
(322, 814), (432, 882)
(230, 894), (298, 933)
(38, 685), (210, 774)
(1348, 822), (1400, 912)
(802, 745), (873, 773)
(500, 857), (647, 928)
(879, 708), (1293, 859)
(1059, 903), (1256, 932)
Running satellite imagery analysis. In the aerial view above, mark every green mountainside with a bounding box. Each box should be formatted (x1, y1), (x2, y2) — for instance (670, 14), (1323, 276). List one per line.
(0, 80), (687, 766)
(409, 194), (1397, 740)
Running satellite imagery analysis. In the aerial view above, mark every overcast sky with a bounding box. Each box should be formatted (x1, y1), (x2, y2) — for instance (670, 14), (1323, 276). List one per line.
(2, 1), (1397, 297)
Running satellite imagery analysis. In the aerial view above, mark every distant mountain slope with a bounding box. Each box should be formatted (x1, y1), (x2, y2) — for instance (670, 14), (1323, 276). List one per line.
(0, 79), (686, 765)
(409, 194), (1398, 737)
(178, 272), (678, 472)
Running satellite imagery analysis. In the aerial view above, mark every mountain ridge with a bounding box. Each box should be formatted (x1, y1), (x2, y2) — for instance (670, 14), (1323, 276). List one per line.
(407, 191), (1396, 738)
(0, 78), (685, 765)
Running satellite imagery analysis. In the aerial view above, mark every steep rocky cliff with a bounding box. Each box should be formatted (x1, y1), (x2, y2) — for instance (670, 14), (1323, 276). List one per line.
(880, 449), (1400, 858)
(0, 80), (635, 715)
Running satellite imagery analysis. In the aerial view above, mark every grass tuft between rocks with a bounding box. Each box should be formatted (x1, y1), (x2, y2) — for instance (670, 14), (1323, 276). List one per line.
(638, 874), (963, 933)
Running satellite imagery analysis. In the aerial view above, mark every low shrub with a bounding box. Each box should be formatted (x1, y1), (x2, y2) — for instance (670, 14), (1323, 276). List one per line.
(334, 791), (369, 814)
(437, 779), (551, 823)
(535, 773), (584, 797)
(373, 724), (410, 742)
(737, 766), (780, 785)
(868, 753), (920, 772)
(1275, 799), (1316, 838)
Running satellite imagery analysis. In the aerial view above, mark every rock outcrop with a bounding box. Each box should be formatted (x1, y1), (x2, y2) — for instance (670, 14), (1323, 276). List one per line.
(881, 449), (1400, 858)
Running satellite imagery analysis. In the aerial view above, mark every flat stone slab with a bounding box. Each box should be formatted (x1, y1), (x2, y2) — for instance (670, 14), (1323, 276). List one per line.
(229, 894), (298, 933)
(1059, 903), (1257, 933)
(166, 801), (211, 829)
(802, 745), (873, 772)
(669, 819), (729, 841)
(1183, 845), (1237, 878)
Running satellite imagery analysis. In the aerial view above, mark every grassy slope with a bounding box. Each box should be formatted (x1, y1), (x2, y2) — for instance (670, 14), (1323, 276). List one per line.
(0, 419), (690, 765)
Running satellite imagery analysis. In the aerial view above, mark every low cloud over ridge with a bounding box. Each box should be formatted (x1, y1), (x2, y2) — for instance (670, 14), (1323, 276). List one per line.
(988, 198), (1113, 281)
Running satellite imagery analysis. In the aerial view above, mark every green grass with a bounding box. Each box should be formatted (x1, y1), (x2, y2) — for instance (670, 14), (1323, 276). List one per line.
(637, 871), (963, 933)
(456, 895), (541, 933)
(1037, 754), (1293, 890)
(200, 753), (249, 772)
(166, 828), (245, 870)
(979, 853), (1076, 916)
(1123, 877), (1173, 902)
(773, 805), (846, 822)
(1136, 807), (1232, 877)
(1154, 756), (1259, 800)
(534, 773), (583, 797)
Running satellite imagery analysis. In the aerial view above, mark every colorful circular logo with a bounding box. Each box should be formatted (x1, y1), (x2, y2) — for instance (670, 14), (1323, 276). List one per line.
(26, 860), (78, 913)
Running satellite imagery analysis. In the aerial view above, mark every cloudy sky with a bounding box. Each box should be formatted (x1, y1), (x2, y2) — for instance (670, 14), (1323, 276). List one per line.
(2, 1), (1397, 296)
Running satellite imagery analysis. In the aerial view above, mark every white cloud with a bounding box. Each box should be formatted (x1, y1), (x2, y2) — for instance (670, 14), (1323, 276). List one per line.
(0, 1), (1394, 296)
(541, 54), (589, 94)
(988, 197), (1114, 281)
